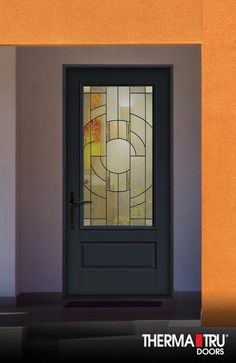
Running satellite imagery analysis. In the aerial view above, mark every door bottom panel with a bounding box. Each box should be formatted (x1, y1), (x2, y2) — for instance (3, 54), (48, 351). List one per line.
(81, 242), (156, 269)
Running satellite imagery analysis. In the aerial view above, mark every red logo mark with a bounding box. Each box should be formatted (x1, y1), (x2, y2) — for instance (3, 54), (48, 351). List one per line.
(195, 334), (203, 348)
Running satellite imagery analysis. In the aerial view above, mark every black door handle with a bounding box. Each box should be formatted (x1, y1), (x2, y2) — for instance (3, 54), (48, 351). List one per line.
(69, 191), (92, 228)
(69, 191), (92, 207)
(70, 200), (92, 207)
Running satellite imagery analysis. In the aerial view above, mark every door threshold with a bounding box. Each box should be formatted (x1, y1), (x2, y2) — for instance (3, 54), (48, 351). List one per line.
(63, 295), (172, 302)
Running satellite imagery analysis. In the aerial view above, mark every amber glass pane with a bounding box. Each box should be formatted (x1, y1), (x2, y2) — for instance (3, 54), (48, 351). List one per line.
(83, 86), (153, 226)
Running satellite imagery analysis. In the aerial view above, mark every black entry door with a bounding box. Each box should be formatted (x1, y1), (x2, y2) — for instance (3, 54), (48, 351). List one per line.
(65, 66), (171, 295)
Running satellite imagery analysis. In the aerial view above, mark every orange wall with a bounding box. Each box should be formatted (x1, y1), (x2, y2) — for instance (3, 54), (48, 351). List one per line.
(0, 0), (201, 45)
(0, 0), (235, 326)
(202, 0), (236, 326)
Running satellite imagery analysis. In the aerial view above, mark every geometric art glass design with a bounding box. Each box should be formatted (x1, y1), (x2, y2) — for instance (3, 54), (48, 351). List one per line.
(83, 86), (153, 226)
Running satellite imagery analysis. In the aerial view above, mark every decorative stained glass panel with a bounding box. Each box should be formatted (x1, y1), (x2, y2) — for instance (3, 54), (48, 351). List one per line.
(83, 86), (153, 226)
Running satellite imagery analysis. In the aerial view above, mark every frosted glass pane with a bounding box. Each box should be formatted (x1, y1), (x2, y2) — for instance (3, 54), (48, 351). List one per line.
(119, 173), (127, 192)
(130, 114), (145, 144)
(119, 87), (129, 121)
(109, 121), (118, 140)
(119, 121), (127, 140)
(146, 86), (152, 93)
(131, 192), (145, 207)
(83, 187), (90, 219)
(91, 157), (106, 182)
(119, 191), (130, 225)
(91, 193), (106, 219)
(146, 188), (153, 219)
(130, 86), (145, 93)
(91, 219), (106, 225)
(146, 125), (153, 188)
(83, 85), (153, 227)
(84, 86), (90, 93)
(107, 87), (117, 121)
(131, 94), (145, 119)
(107, 139), (130, 174)
(146, 93), (153, 126)
(131, 202), (145, 218)
(91, 93), (105, 110)
(83, 94), (90, 125)
(84, 219), (91, 226)
(109, 173), (118, 192)
(131, 132), (145, 156)
(131, 219), (145, 226)
(91, 105), (106, 120)
(107, 191), (118, 225)
(91, 172), (106, 198)
(91, 86), (106, 93)
(131, 157), (145, 198)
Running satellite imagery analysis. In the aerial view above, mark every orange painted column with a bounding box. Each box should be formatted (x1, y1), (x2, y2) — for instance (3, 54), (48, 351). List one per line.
(202, 0), (236, 326)
(0, 0), (236, 326)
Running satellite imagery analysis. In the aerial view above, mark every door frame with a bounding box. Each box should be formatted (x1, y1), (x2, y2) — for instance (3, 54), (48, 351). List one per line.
(62, 64), (173, 298)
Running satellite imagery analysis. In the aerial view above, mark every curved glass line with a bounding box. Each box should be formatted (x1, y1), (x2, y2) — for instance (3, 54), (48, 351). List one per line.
(106, 137), (136, 156)
(91, 156), (107, 177)
(131, 201), (145, 209)
(131, 185), (152, 199)
(130, 143), (137, 156)
(100, 156), (107, 171)
(91, 163), (106, 183)
(91, 104), (106, 112)
(109, 169), (130, 176)
(84, 184), (106, 199)
(107, 137), (127, 143)
(131, 195), (145, 207)
(100, 156), (130, 175)
(107, 188), (129, 193)
(84, 112), (106, 128)
(130, 112), (153, 128)
(130, 130), (145, 148)
(107, 119), (129, 123)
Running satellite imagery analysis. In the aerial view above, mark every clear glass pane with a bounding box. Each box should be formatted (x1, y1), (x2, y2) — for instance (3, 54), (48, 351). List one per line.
(83, 86), (153, 227)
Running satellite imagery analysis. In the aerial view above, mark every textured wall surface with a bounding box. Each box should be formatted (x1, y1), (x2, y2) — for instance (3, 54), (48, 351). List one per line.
(0, 0), (235, 325)
(0, 0), (201, 45)
(202, 0), (236, 326)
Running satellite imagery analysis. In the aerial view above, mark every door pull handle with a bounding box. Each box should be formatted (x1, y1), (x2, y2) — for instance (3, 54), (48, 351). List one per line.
(69, 200), (92, 208)
(69, 191), (92, 229)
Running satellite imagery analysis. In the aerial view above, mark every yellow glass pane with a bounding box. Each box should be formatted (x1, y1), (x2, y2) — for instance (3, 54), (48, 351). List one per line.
(91, 93), (105, 110)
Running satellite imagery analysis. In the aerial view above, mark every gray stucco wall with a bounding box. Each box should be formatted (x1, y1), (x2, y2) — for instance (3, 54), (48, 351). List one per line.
(17, 46), (201, 293)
